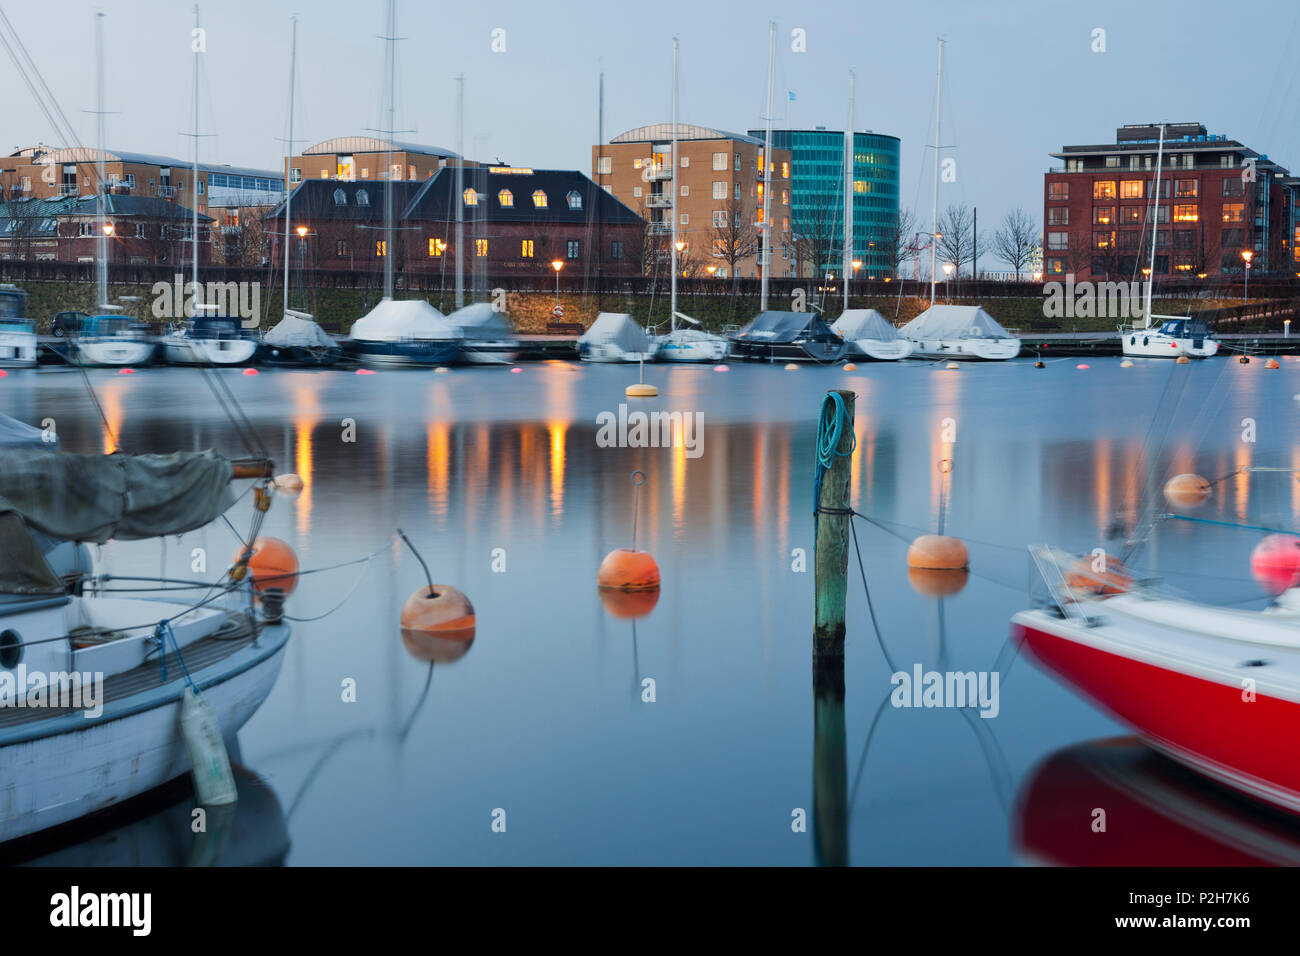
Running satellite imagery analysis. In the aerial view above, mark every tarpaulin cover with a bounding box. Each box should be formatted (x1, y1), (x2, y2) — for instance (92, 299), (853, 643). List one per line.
(264, 311), (336, 348)
(349, 298), (462, 342)
(447, 303), (517, 341)
(899, 305), (1015, 340)
(577, 313), (652, 352)
(832, 309), (901, 341)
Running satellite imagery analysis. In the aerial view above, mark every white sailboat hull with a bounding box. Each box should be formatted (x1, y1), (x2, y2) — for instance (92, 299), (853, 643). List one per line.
(73, 340), (156, 367)
(655, 337), (727, 363)
(1121, 330), (1220, 358)
(0, 330), (37, 368)
(907, 337), (1020, 360)
(162, 336), (258, 366)
(848, 338), (913, 361)
(580, 344), (658, 363)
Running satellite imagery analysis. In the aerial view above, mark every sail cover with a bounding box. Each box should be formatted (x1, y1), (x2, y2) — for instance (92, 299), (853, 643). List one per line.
(349, 298), (462, 342)
(832, 309), (901, 342)
(577, 313), (651, 352)
(263, 311), (336, 348)
(447, 303), (516, 341)
(730, 311), (837, 344)
(899, 305), (1015, 340)
(0, 449), (234, 545)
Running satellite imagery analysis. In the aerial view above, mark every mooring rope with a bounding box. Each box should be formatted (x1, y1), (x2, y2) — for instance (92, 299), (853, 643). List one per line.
(813, 391), (856, 529)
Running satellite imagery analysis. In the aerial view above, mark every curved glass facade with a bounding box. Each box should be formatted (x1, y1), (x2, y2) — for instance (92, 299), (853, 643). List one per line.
(750, 128), (900, 277)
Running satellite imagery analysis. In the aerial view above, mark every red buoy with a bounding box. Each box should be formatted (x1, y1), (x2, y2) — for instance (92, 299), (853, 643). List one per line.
(242, 368), (259, 375)
(1251, 534), (1300, 594)
(238, 536), (299, 595)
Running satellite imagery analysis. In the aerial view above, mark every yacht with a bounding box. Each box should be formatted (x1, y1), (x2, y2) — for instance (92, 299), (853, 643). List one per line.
(161, 314), (258, 367)
(0, 285), (37, 368)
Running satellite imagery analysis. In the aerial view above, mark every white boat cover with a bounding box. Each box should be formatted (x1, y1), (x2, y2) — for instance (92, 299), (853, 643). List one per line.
(0, 414), (53, 449)
(832, 309), (901, 342)
(577, 313), (651, 352)
(349, 298), (462, 342)
(447, 303), (517, 341)
(900, 305), (1015, 340)
(264, 311), (335, 348)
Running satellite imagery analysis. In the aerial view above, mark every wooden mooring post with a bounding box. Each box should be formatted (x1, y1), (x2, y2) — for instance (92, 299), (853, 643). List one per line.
(814, 389), (855, 659)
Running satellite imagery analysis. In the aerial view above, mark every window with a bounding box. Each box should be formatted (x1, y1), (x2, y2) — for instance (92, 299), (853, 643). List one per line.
(375, 240), (386, 257)
(1046, 257), (1064, 275)
(1048, 182), (1069, 200)
(1153, 231), (1168, 248)
(532, 190), (548, 208)
(428, 238), (444, 257)
(475, 238), (488, 257)
(1120, 180), (1143, 199)
(566, 239), (580, 259)
(1146, 206), (1170, 223)
(1129, 155), (1141, 171)
(1174, 255), (1197, 273)
(1047, 231), (1068, 250)
(1222, 202), (1245, 223)
(734, 154), (740, 171)
(337, 156), (355, 180)
(1066, 159), (1083, 172)
(1093, 231), (1113, 249)
(498, 189), (514, 207)
(521, 239), (534, 258)
(680, 185), (688, 197)
(713, 210), (728, 227)
(1172, 204), (1198, 222)
(566, 190), (582, 210)
(611, 240), (623, 260)
(1093, 181), (1117, 199)
(462, 188), (479, 206)
(782, 162), (789, 178)
(680, 155), (689, 168)
(1175, 180), (1198, 198)
(680, 214), (689, 225)
(1221, 227), (1244, 250)
(330, 188), (348, 206)
(290, 167), (302, 183)
(713, 239), (728, 257)
(633, 186), (642, 198)
(1093, 206), (1115, 225)
(1121, 207), (1142, 224)
(734, 183), (741, 200)
(356, 189), (370, 206)
(1182, 155), (1193, 169)
(408, 165), (416, 181)
(196, 180), (204, 196)
(389, 164), (401, 181)
(134, 223), (145, 239)
(1173, 230), (1196, 250)
(633, 158), (642, 169)
(782, 216), (789, 232)
(361, 168), (370, 179)
(713, 152), (727, 171)
(1119, 230), (1141, 251)
(1105, 156), (1120, 168)
(338, 240), (351, 257)
(597, 156), (612, 175)
(1222, 179), (1245, 197)
(712, 181), (728, 199)
(1047, 207), (1068, 225)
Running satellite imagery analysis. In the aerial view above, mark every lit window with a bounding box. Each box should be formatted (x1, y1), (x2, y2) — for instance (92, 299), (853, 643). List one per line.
(782, 162), (789, 178)
(356, 189), (370, 206)
(1093, 231), (1113, 249)
(1046, 257), (1065, 275)
(376, 240), (386, 257)
(1222, 203), (1245, 223)
(1174, 180), (1198, 198)
(429, 238), (445, 257)
(712, 239), (728, 257)
(321, 169), (329, 179)
(1172, 204), (1198, 222)
(337, 240), (350, 257)
(1120, 180), (1143, 199)
(463, 188), (478, 206)
(1093, 207), (1114, 225)
(1121, 207), (1141, 224)
(361, 168), (369, 179)
(566, 190), (582, 210)
(408, 165), (415, 180)
(475, 238), (488, 257)
(1093, 181), (1117, 199)
(333, 188), (347, 205)
(498, 189), (514, 207)
(1048, 182), (1068, 200)
(532, 190), (548, 208)
(633, 159), (642, 169)
(521, 239), (534, 258)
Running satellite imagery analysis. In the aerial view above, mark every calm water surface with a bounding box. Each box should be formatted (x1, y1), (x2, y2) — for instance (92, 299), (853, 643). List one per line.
(2, 356), (1297, 865)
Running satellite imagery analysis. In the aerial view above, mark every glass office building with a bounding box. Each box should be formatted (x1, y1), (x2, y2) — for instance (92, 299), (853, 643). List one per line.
(749, 127), (900, 278)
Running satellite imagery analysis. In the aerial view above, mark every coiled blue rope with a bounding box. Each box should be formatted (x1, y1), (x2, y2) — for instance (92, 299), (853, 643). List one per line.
(813, 391), (856, 525)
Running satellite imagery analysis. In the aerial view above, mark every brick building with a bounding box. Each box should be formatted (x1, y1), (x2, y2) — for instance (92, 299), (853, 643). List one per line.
(1043, 123), (1299, 281)
(592, 124), (792, 279)
(284, 137), (466, 186)
(264, 166), (644, 279)
(0, 193), (213, 265)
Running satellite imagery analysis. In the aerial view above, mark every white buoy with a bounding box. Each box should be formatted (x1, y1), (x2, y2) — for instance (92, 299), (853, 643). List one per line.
(180, 687), (238, 806)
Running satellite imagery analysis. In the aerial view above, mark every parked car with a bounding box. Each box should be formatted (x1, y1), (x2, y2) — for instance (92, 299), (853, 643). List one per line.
(51, 311), (89, 337)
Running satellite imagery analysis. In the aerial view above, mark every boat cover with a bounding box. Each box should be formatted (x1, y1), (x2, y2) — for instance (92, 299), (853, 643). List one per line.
(730, 310), (838, 343)
(899, 305), (1015, 340)
(577, 313), (651, 352)
(831, 309), (901, 341)
(349, 298), (461, 342)
(264, 311), (336, 348)
(447, 303), (517, 341)
(0, 414), (54, 449)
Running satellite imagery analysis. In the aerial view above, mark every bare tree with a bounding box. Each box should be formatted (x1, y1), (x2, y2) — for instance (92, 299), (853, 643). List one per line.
(709, 195), (759, 284)
(936, 203), (977, 277)
(878, 207), (917, 278)
(1062, 228), (1091, 278)
(990, 207), (1039, 280)
(797, 187), (842, 281)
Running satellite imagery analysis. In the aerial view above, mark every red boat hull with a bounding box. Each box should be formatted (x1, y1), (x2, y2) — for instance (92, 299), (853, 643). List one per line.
(1013, 618), (1300, 815)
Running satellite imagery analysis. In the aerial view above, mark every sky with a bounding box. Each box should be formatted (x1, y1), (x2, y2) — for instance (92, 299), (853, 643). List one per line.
(5, 0), (1300, 243)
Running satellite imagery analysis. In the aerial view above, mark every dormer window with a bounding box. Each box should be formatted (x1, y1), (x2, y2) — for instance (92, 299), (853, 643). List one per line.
(333, 188), (347, 205)
(356, 189), (370, 206)
(463, 188), (478, 206)
(566, 190), (582, 210)
(498, 189), (514, 207)
(532, 190), (548, 209)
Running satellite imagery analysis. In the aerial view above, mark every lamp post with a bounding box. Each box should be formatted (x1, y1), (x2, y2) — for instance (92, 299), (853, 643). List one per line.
(851, 259), (861, 303)
(675, 240), (686, 278)
(102, 222), (114, 237)
(942, 262), (954, 304)
(551, 258), (564, 311)
(1241, 249), (1253, 306)
(296, 225), (309, 310)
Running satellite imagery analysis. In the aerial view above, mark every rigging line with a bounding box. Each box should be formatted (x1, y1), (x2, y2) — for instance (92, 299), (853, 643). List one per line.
(281, 552), (380, 622)
(848, 517), (898, 673)
(1162, 513), (1297, 536)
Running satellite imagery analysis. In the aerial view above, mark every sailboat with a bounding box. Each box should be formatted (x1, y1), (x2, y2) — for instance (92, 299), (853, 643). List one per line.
(0, 285), (38, 369)
(654, 38), (727, 364)
(1121, 124), (1219, 359)
(160, 5), (257, 368)
(257, 16), (341, 369)
(342, 0), (463, 369)
(832, 309), (912, 360)
(0, 413), (290, 843)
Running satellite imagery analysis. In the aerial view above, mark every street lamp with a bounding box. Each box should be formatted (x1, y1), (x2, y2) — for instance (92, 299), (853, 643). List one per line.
(1241, 249), (1253, 305)
(942, 262), (954, 303)
(551, 258), (564, 311)
(102, 222), (113, 236)
(706, 265), (717, 277)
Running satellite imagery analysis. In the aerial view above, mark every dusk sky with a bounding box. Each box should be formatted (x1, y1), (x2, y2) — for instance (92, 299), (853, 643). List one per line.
(6, 0), (1300, 244)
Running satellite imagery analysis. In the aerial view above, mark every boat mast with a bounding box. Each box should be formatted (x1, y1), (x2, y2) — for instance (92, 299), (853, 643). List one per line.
(759, 21), (775, 311)
(670, 35), (678, 332)
(455, 73), (464, 309)
(843, 69), (854, 313)
(1144, 123), (1165, 329)
(382, 0), (396, 301)
(190, 3), (200, 310)
(94, 12), (107, 311)
(282, 15), (297, 315)
(929, 38), (943, 309)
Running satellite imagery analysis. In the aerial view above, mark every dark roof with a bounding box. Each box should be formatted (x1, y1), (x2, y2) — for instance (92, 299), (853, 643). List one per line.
(263, 180), (425, 224)
(404, 167), (644, 225)
(0, 194), (211, 222)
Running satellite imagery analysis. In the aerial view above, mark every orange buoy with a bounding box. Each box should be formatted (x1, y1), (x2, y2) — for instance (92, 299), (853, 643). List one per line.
(1163, 473), (1211, 510)
(598, 586), (660, 619)
(1266, 358), (1281, 369)
(906, 534), (968, 570)
(1239, 355), (1251, 364)
(597, 548), (660, 591)
(1077, 363), (1090, 370)
(399, 584), (476, 639)
(119, 368), (135, 374)
(0, 370), (7, 378)
(713, 364), (729, 372)
(242, 368), (259, 375)
(784, 363), (799, 370)
(1064, 555), (1133, 596)
(356, 368), (376, 375)
(1176, 355), (1191, 364)
(240, 536), (299, 595)
(401, 628), (475, 663)
(1034, 361), (1045, 368)
(843, 363), (858, 371)
(1250, 534), (1300, 594)
(510, 366), (523, 373)
(272, 473), (304, 495)
(907, 567), (968, 597)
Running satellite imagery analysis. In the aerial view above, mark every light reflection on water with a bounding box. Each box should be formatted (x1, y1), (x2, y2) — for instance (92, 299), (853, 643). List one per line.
(0, 358), (1296, 865)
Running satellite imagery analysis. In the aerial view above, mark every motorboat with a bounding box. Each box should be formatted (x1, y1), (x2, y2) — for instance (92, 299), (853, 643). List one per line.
(161, 314), (258, 367)
(1011, 545), (1300, 816)
(257, 310), (342, 368)
(341, 298), (463, 368)
(62, 315), (157, 368)
(0, 416), (289, 844)
(831, 308), (912, 361)
(576, 313), (658, 364)
(655, 324), (728, 363)
(899, 305), (1021, 360)
(0, 285), (37, 369)
(1122, 316), (1219, 359)
(728, 310), (847, 363)
(446, 303), (520, 365)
